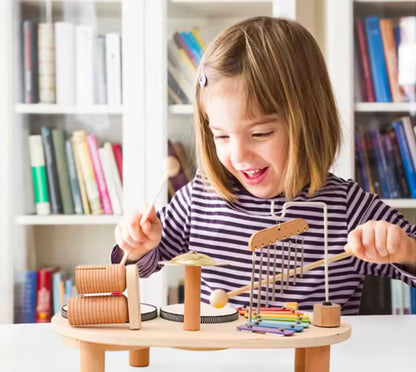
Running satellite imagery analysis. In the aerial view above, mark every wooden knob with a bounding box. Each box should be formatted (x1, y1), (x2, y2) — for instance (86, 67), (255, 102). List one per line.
(75, 264), (126, 294)
(68, 295), (128, 325)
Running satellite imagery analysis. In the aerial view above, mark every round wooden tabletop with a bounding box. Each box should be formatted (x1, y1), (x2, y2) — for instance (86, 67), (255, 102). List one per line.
(52, 311), (351, 350)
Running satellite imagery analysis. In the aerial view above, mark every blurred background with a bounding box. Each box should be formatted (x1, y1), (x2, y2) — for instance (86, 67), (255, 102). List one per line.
(0, 0), (415, 325)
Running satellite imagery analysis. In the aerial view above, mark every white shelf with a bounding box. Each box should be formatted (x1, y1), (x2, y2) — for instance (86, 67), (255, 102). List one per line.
(355, 102), (416, 113)
(16, 214), (121, 225)
(15, 104), (123, 115)
(382, 199), (416, 209)
(168, 104), (194, 115)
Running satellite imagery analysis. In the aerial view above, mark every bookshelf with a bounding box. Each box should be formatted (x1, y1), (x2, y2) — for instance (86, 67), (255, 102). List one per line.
(0, 0), (323, 323)
(326, 0), (416, 315)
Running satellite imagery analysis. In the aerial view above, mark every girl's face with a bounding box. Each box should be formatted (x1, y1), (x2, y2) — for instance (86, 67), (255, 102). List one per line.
(205, 77), (289, 199)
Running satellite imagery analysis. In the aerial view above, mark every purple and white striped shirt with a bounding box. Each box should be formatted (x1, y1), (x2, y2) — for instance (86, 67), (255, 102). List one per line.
(112, 172), (416, 314)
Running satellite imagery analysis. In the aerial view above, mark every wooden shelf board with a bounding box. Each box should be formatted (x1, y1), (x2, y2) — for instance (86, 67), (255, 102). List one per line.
(168, 104), (194, 115)
(16, 214), (121, 225)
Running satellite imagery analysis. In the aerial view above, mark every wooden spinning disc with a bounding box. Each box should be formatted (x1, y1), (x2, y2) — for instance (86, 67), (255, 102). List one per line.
(61, 303), (158, 322)
(160, 303), (239, 324)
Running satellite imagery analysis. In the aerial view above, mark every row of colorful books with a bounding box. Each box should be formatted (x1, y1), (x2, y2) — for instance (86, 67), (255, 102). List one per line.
(360, 276), (416, 315)
(355, 116), (416, 199)
(14, 268), (75, 324)
(28, 128), (123, 215)
(167, 28), (207, 105)
(355, 16), (416, 103)
(23, 20), (122, 105)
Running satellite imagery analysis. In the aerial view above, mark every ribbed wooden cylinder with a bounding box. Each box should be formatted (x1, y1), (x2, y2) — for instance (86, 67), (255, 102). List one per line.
(68, 295), (128, 326)
(75, 264), (126, 294)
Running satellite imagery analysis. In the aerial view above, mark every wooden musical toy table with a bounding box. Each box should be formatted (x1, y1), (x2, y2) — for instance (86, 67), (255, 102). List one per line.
(52, 312), (351, 372)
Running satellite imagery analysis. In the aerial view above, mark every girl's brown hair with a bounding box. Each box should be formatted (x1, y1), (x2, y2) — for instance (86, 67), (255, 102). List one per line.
(195, 16), (341, 200)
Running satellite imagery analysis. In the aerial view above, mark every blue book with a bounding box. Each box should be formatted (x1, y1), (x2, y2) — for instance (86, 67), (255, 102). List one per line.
(368, 129), (394, 198)
(382, 132), (403, 198)
(22, 270), (38, 323)
(365, 17), (392, 102)
(355, 130), (371, 192)
(187, 32), (203, 60)
(180, 31), (201, 63)
(410, 286), (416, 314)
(393, 120), (416, 198)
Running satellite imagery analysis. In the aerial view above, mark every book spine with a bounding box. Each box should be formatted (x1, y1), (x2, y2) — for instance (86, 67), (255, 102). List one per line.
(75, 25), (94, 105)
(37, 23), (55, 103)
(368, 129), (395, 198)
(105, 33), (122, 105)
(72, 131), (103, 215)
(54, 22), (76, 105)
(65, 140), (83, 214)
(71, 137), (91, 214)
(365, 17), (392, 102)
(86, 134), (113, 214)
(41, 127), (63, 214)
(355, 129), (371, 192)
(23, 20), (39, 103)
(28, 135), (51, 215)
(52, 271), (63, 316)
(180, 31), (201, 62)
(401, 116), (416, 170)
(112, 143), (123, 182)
(36, 268), (52, 323)
(355, 20), (376, 102)
(94, 35), (107, 104)
(380, 18), (404, 102)
(99, 147), (122, 215)
(393, 120), (416, 198)
(22, 270), (38, 323)
(381, 132), (402, 198)
(104, 143), (123, 213)
(52, 129), (74, 214)
(173, 32), (198, 68)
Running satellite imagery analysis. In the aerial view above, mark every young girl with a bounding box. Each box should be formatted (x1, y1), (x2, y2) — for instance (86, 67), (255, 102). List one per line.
(112, 17), (416, 314)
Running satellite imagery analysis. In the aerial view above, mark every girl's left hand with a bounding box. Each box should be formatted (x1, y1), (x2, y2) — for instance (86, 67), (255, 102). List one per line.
(346, 220), (416, 268)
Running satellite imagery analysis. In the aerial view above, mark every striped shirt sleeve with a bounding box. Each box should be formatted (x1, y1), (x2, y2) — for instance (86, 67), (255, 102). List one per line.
(346, 180), (416, 286)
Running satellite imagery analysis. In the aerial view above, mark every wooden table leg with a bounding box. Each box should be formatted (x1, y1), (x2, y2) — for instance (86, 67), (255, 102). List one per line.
(80, 341), (105, 372)
(302, 345), (330, 372)
(295, 348), (306, 372)
(129, 347), (150, 367)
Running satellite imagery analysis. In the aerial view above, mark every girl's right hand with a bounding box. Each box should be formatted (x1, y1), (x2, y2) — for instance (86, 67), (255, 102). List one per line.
(114, 206), (162, 262)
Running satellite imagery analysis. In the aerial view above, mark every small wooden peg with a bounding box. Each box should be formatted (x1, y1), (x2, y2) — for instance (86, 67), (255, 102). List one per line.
(312, 302), (341, 327)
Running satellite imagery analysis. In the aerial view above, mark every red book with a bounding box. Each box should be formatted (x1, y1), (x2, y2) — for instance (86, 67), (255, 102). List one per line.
(356, 20), (376, 102)
(36, 268), (52, 323)
(112, 144), (123, 182)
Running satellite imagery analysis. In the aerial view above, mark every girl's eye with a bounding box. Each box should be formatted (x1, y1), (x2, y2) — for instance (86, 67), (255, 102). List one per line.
(253, 131), (273, 138)
(214, 135), (229, 140)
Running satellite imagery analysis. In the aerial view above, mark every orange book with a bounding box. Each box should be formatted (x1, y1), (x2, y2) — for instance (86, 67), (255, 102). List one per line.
(380, 18), (405, 102)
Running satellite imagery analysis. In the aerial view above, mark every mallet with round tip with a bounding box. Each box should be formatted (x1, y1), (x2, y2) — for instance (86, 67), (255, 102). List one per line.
(120, 156), (181, 265)
(210, 250), (354, 308)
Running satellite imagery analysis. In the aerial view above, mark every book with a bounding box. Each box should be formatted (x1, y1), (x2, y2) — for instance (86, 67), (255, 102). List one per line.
(65, 139), (83, 214)
(86, 134), (113, 214)
(401, 116), (416, 170)
(104, 142), (123, 213)
(36, 268), (52, 323)
(112, 143), (123, 182)
(365, 17), (392, 102)
(392, 120), (416, 198)
(381, 131), (403, 198)
(71, 136), (91, 215)
(41, 127), (63, 214)
(72, 130), (103, 215)
(105, 33), (122, 105)
(75, 25), (94, 105)
(168, 61), (193, 102)
(22, 270), (38, 323)
(380, 18), (404, 102)
(94, 35), (107, 104)
(54, 22), (76, 105)
(173, 31), (198, 69)
(398, 16), (416, 102)
(99, 147), (122, 215)
(364, 130), (383, 197)
(37, 23), (55, 103)
(28, 135), (51, 215)
(23, 20), (39, 103)
(52, 129), (74, 214)
(355, 127), (373, 193)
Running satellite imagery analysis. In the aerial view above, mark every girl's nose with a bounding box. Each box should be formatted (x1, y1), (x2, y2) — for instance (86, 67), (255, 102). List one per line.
(230, 139), (253, 164)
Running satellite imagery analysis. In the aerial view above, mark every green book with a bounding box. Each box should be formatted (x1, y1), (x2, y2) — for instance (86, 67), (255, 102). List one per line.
(28, 135), (50, 215)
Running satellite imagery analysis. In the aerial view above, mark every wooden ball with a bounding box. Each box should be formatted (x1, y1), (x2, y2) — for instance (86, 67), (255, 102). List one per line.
(166, 156), (181, 178)
(210, 289), (228, 308)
